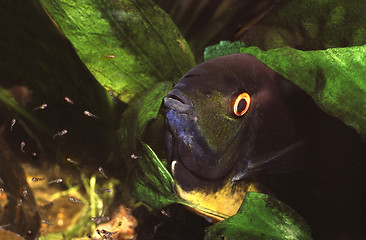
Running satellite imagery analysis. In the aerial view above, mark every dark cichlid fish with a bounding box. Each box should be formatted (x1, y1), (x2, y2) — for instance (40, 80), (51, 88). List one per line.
(164, 53), (366, 238)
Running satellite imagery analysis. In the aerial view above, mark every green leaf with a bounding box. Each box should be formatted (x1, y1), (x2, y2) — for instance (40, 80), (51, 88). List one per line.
(40, 0), (195, 103)
(204, 192), (311, 240)
(132, 143), (181, 209)
(204, 41), (247, 61)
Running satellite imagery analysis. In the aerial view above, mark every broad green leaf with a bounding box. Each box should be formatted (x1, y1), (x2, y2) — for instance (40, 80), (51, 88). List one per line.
(204, 192), (311, 240)
(40, 0), (195, 103)
(204, 41), (247, 62)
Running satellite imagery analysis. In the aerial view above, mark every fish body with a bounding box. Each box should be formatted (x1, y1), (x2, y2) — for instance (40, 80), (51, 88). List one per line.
(69, 197), (83, 204)
(48, 178), (62, 184)
(32, 103), (47, 111)
(164, 53), (365, 233)
(52, 129), (68, 139)
(64, 96), (74, 105)
(84, 110), (99, 118)
(10, 118), (16, 131)
(31, 177), (45, 182)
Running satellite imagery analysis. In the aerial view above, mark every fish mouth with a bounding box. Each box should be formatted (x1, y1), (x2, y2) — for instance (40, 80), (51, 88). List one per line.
(163, 89), (236, 181)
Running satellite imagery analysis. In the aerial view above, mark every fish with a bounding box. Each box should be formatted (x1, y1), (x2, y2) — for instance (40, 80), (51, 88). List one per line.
(31, 177), (45, 182)
(91, 208), (110, 224)
(48, 178), (63, 184)
(32, 103), (47, 111)
(130, 154), (141, 159)
(41, 220), (54, 226)
(66, 157), (79, 165)
(22, 187), (28, 198)
(10, 118), (16, 131)
(84, 110), (99, 118)
(64, 96), (74, 105)
(98, 167), (108, 179)
(69, 196), (83, 204)
(103, 54), (116, 59)
(20, 141), (26, 152)
(164, 53), (366, 222)
(52, 129), (68, 138)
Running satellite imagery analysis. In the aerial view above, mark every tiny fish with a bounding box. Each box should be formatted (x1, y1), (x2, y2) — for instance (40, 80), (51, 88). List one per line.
(22, 187), (28, 198)
(108, 90), (114, 99)
(17, 198), (23, 208)
(91, 215), (110, 224)
(48, 178), (63, 184)
(31, 177), (45, 182)
(66, 157), (79, 165)
(64, 96), (74, 105)
(52, 129), (68, 139)
(41, 220), (54, 226)
(114, 221), (122, 229)
(84, 110), (99, 118)
(103, 54), (115, 59)
(91, 209), (110, 224)
(161, 210), (170, 217)
(130, 154), (141, 159)
(0, 223), (11, 229)
(20, 141), (26, 152)
(94, 188), (112, 195)
(96, 229), (103, 237)
(10, 118), (16, 131)
(102, 188), (112, 193)
(98, 167), (108, 179)
(32, 103), (47, 111)
(69, 196), (83, 204)
(0, 188), (4, 195)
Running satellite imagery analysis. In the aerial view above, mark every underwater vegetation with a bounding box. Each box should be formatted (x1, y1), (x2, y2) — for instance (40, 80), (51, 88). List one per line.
(0, 0), (366, 239)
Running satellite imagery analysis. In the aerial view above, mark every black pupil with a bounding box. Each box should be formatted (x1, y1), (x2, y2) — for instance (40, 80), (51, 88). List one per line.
(237, 99), (247, 113)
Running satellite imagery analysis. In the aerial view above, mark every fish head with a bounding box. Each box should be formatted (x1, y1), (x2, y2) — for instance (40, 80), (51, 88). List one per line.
(164, 53), (299, 182)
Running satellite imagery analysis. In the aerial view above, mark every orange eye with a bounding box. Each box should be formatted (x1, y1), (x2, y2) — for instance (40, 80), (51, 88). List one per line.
(233, 92), (251, 116)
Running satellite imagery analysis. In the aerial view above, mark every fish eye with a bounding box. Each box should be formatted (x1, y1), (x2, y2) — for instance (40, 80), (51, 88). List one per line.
(233, 92), (251, 116)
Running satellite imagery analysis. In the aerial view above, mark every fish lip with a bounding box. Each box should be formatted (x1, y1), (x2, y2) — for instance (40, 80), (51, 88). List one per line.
(163, 97), (193, 114)
(164, 88), (197, 119)
(165, 88), (192, 105)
